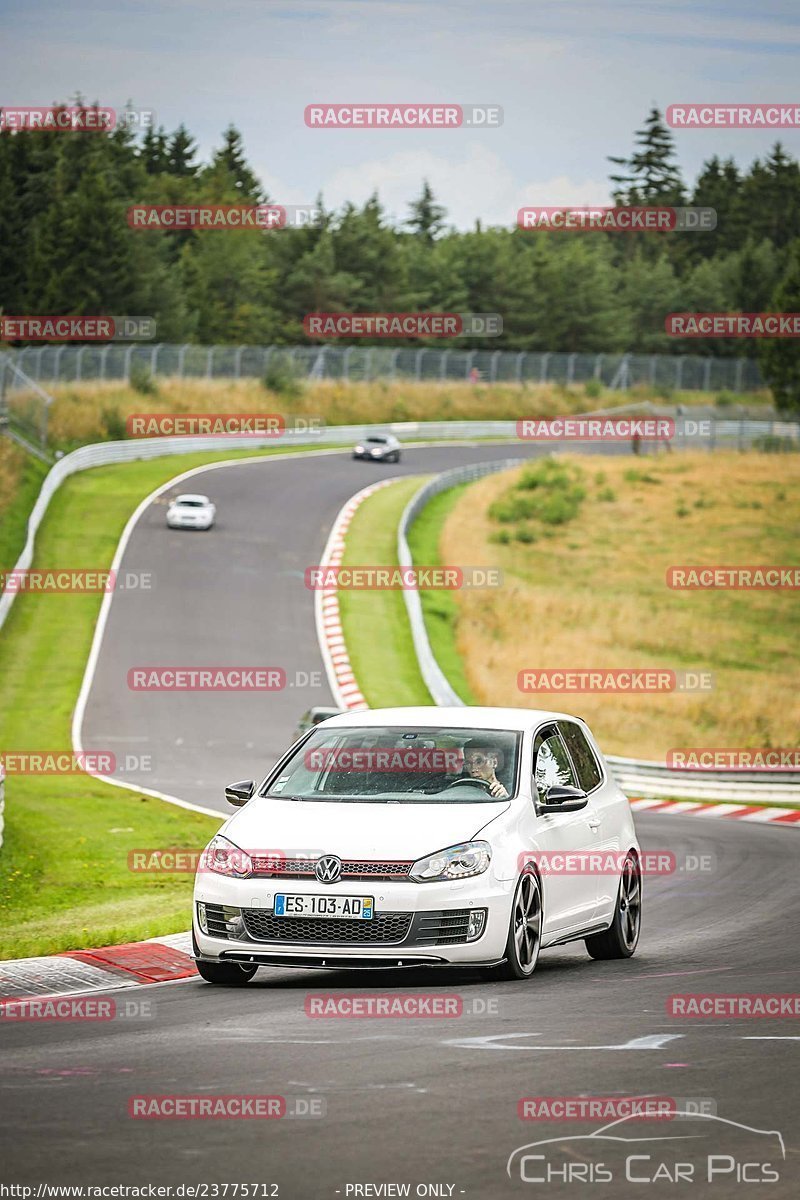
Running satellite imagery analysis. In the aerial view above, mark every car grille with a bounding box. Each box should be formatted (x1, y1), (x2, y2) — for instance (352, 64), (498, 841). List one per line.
(242, 909), (413, 944)
(250, 857), (413, 881)
(410, 909), (472, 945)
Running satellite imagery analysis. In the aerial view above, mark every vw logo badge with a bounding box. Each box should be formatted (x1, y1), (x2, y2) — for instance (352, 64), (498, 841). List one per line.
(315, 855), (342, 884)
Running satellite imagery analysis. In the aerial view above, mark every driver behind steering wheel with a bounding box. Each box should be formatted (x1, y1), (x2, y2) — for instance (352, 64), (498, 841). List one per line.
(462, 739), (509, 798)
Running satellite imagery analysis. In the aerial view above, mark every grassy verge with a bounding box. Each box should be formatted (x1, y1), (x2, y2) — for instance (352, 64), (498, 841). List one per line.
(438, 450), (800, 760)
(0, 440), (48, 573)
(0, 443), (340, 959)
(405, 484), (478, 705)
(337, 478), (432, 708)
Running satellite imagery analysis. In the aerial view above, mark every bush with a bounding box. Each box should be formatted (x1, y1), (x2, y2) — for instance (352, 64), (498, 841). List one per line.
(624, 468), (661, 484)
(263, 355), (304, 398)
(584, 378), (603, 400)
(515, 526), (537, 543)
(752, 434), (798, 453)
(715, 390), (736, 407)
(129, 360), (159, 396)
(598, 486), (616, 502)
(101, 407), (127, 440)
(488, 458), (586, 532)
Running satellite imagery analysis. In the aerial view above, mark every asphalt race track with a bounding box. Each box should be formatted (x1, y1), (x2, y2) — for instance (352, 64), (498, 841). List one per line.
(2, 445), (799, 1197)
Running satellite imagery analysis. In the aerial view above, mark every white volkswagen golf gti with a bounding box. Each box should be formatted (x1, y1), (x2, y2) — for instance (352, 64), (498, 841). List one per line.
(192, 707), (641, 984)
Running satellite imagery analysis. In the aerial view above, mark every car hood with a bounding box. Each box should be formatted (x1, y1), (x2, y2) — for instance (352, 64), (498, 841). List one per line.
(223, 796), (510, 860)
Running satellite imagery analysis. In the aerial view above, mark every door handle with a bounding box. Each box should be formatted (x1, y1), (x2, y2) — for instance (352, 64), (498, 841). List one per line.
(587, 819), (601, 831)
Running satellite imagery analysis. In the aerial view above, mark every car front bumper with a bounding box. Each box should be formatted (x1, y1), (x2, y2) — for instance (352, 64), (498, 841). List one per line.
(193, 872), (514, 967)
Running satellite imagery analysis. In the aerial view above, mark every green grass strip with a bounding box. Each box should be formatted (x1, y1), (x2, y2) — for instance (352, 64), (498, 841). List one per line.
(337, 478), (432, 708)
(0, 444), (339, 959)
(405, 483), (478, 705)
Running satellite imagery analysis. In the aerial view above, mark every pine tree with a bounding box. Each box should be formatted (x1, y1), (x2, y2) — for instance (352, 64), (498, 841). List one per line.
(168, 124), (198, 177)
(609, 108), (685, 204)
(759, 239), (800, 412)
(209, 125), (262, 199)
(407, 181), (446, 243)
(141, 125), (170, 174)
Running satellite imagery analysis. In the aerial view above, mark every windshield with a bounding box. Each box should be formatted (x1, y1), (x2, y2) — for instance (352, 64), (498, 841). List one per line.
(366, 437), (387, 444)
(263, 725), (520, 803)
(176, 499), (206, 508)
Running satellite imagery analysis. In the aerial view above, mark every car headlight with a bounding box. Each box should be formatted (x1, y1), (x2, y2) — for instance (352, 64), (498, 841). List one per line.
(201, 834), (252, 878)
(355, 444), (364, 453)
(409, 841), (491, 883)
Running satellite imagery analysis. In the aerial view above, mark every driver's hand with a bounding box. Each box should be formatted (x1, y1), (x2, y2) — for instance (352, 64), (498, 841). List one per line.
(488, 779), (508, 798)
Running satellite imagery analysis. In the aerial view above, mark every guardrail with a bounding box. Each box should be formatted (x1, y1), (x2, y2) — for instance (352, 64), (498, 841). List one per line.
(397, 460), (800, 805)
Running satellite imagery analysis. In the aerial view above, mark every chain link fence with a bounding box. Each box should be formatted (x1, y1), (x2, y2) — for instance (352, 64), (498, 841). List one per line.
(7, 343), (764, 391)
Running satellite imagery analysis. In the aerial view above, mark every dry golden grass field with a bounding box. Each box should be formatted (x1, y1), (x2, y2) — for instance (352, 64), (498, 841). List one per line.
(440, 450), (800, 760)
(9, 377), (766, 448)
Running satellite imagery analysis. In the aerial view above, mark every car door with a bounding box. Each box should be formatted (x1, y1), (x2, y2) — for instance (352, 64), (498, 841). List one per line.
(559, 719), (623, 922)
(529, 725), (599, 936)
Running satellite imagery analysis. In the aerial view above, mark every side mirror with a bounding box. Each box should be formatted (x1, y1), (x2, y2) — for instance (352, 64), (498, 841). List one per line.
(541, 784), (588, 813)
(225, 779), (255, 807)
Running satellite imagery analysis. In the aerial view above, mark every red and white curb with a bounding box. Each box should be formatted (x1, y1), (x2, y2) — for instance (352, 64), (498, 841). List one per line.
(629, 797), (800, 826)
(315, 478), (397, 711)
(0, 933), (196, 1006)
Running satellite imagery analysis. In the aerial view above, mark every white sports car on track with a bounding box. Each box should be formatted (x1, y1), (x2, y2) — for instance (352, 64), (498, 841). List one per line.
(166, 493), (216, 530)
(192, 706), (641, 985)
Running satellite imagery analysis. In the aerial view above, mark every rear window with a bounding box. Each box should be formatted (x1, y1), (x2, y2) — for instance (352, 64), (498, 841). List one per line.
(560, 722), (603, 792)
(367, 437), (387, 444)
(177, 499), (206, 507)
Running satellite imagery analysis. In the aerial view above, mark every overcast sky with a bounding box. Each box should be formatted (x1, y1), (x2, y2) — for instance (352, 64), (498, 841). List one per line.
(2, 0), (799, 229)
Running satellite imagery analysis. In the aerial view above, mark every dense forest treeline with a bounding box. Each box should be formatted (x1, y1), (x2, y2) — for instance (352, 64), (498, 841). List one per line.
(1, 104), (799, 404)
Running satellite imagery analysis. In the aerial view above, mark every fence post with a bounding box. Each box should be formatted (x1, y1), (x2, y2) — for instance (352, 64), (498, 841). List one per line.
(390, 349), (400, 381)
(344, 346), (354, 381)
(440, 350), (449, 380)
(566, 353), (576, 386)
(490, 350), (501, 382)
(124, 344), (135, 382)
(178, 344), (189, 378)
(703, 358), (712, 391)
(100, 344), (111, 381)
(415, 349), (425, 381)
(465, 349), (476, 380)
(151, 343), (161, 376)
(36, 347), (45, 381)
(53, 345), (66, 383)
(594, 353), (603, 380)
(234, 345), (244, 380)
(735, 358), (744, 393)
(75, 345), (86, 383)
(206, 347), (214, 380)
(516, 352), (525, 383)
(540, 353), (550, 384)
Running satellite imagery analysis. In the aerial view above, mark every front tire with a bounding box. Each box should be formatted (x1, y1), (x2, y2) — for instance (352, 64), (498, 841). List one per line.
(195, 958), (258, 986)
(488, 872), (543, 980)
(585, 852), (641, 960)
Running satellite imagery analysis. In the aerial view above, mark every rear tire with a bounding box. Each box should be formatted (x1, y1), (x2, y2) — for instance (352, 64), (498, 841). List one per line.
(195, 958), (258, 986)
(585, 852), (641, 960)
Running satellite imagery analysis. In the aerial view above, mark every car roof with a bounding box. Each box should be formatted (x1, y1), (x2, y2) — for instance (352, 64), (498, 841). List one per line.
(174, 493), (211, 504)
(319, 705), (584, 733)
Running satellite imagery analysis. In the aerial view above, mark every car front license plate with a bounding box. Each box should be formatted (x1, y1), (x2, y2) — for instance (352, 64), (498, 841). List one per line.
(273, 894), (374, 920)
